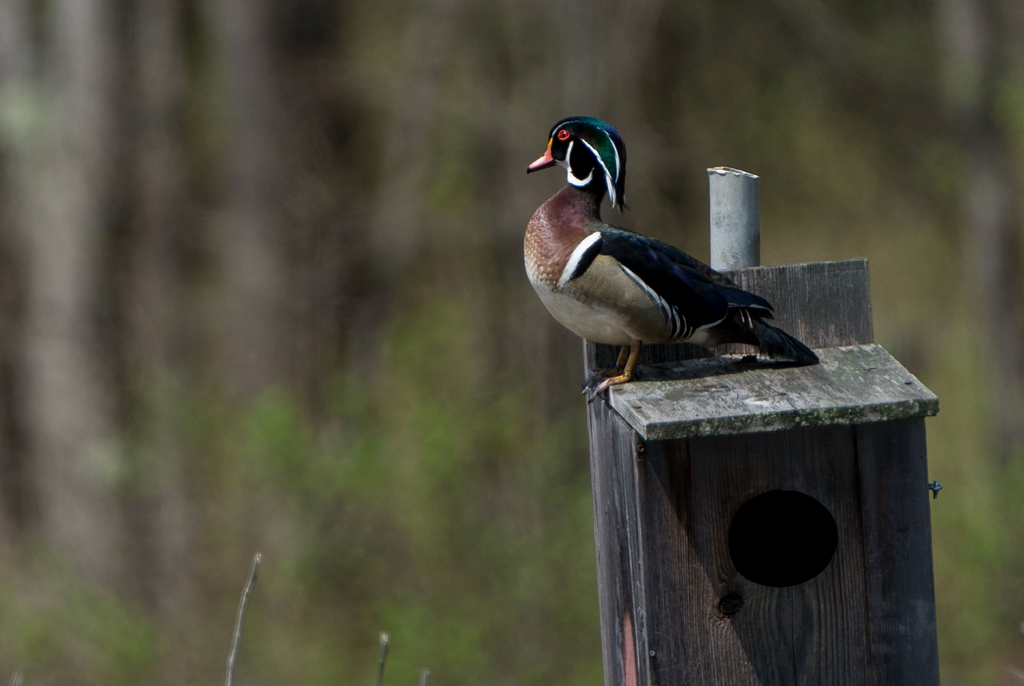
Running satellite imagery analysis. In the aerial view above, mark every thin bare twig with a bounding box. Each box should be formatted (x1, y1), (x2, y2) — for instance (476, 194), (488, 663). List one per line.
(375, 632), (390, 686)
(225, 552), (262, 686)
(419, 668), (430, 686)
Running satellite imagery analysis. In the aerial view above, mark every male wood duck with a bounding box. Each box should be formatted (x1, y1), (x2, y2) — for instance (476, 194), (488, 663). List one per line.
(525, 116), (819, 400)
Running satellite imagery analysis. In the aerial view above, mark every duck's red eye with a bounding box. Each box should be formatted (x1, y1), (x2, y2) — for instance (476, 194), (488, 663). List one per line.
(557, 129), (570, 141)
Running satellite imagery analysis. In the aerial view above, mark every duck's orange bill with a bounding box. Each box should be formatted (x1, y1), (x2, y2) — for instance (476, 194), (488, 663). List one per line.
(526, 139), (557, 173)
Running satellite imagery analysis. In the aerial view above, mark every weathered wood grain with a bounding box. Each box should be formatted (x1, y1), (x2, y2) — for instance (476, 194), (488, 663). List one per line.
(626, 421), (939, 685)
(586, 258), (873, 371)
(638, 426), (872, 684)
(587, 401), (649, 686)
(724, 258), (873, 350)
(855, 419), (940, 684)
(608, 344), (938, 440)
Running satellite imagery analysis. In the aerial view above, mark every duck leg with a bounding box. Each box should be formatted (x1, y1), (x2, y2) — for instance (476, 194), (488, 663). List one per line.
(581, 344), (632, 390)
(584, 339), (641, 403)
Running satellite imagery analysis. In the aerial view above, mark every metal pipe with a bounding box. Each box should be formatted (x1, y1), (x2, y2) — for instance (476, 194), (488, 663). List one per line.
(708, 167), (760, 270)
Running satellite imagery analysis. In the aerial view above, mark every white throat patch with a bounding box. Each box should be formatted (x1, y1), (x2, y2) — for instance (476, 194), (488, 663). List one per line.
(564, 141), (595, 187)
(559, 138), (618, 205)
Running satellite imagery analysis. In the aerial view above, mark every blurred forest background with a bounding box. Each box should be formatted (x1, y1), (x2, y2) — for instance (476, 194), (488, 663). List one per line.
(0, 0), (1022, 683)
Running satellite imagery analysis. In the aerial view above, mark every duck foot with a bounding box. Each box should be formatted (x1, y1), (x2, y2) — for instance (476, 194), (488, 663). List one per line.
(584, 373), (633, 403)
(582, 339), (642, 403)
(581, 367), (621, 390)
(581, 343), (634, 390)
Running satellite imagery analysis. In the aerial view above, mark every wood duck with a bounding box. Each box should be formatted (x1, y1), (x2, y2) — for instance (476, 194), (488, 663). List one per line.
(525, 116), (819, 400)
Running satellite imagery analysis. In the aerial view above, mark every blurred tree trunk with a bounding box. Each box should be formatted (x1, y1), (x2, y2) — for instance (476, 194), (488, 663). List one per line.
(936, 0), (1024, 453)
(342, 0), (464, 387)
(369, 0), (462, 276)
(209, 0), (290, 397)
(19, 0), (124, 585)
(123, 0), (195, 638)
(0, 0), (32, 544)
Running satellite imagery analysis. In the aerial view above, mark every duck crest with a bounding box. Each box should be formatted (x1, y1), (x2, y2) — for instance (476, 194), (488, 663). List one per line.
(525, 187), (600, 289)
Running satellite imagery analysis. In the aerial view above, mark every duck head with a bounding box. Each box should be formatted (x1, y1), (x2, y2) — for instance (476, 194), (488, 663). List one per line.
(527, 116), (627, 211)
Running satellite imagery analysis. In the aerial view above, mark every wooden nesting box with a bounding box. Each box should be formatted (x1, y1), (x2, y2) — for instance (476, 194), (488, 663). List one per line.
(584, 256), (941, 685)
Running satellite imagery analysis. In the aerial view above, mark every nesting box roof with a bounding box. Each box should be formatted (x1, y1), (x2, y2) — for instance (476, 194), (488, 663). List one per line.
(607, 344), (938, 440)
